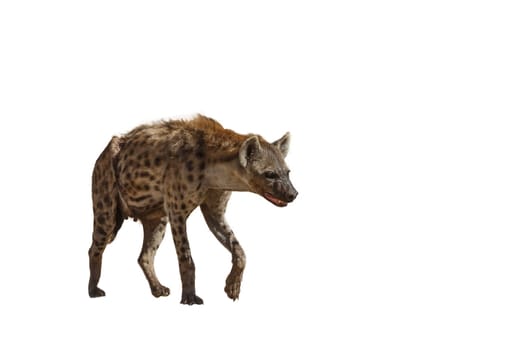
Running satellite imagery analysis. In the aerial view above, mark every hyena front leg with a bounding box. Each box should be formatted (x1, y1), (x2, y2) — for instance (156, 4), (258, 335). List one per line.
(200, 190), (246, 300)
(138, 217), (170, 297)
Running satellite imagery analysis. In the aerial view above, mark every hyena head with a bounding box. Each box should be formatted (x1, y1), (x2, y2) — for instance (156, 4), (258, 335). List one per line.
(238, 132), (298, 207)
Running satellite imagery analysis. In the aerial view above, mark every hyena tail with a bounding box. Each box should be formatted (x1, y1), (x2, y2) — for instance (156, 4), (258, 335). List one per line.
(91, 136), (124, 244)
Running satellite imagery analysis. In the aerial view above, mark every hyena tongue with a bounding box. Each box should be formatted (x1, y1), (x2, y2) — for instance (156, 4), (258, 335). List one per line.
(263, 192), (287, 207)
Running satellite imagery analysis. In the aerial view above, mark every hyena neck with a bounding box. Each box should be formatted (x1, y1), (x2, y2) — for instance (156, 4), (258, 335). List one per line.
(204, 160), (250, 192)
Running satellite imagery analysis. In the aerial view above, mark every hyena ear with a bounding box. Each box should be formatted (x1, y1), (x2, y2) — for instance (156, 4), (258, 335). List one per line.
(272, 132), (291, 158)
(239, 136), (262, 168)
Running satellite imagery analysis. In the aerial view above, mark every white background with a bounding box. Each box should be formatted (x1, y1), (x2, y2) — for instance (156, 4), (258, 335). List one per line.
(1, 1), (524, 349)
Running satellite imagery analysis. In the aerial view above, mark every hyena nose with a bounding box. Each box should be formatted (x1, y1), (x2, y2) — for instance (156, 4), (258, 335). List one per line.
(286, 189), (298, 202)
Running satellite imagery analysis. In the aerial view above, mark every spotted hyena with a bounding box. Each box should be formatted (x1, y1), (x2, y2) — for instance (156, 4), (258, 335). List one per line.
(88, 115), (298, 304)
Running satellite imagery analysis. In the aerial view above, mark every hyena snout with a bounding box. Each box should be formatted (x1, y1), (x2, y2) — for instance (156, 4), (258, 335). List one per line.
(284, 186), (298, 203)
(263, 180), (298, 207)
(276, 181), (298, 202)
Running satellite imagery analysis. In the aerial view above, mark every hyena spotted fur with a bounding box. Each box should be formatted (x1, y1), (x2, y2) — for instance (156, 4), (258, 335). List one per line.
(89, 115), (298, 304)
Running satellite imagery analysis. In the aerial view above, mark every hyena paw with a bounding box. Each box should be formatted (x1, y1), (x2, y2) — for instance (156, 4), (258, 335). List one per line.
(225, 274), (242, 300)
(152, 285), (170, 298)
(89, 287), (106, 298)
(180, 292), (203, 305)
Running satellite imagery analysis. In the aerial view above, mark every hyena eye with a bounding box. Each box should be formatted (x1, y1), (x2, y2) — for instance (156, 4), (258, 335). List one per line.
(263, 171), (278, 179)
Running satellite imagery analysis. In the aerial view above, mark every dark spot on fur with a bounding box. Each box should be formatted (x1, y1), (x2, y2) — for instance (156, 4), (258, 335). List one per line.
(195, 130), (206, 158)
(186, 160), (194, 171)
(198, 174), (205, 181)
(103, 195), (111, 204)
(140, 171), (150, 178)
(144, 159), (151, 167)
(187, 174), (194, 182)
(199, 161), (206, 171)
(143, 184), (150, 191)
(154, 157), (161, 166)
(94, 227), (107, 236)
(154, 185), (160, 191)
(97, 215), (106, 224)
(181, 203), (187, 210)
(96, 201), (104, 210)
(95, 240), (106, 247)
(196, 182), (202, 191)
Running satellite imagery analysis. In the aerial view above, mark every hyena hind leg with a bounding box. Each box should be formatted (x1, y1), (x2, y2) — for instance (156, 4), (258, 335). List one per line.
(89, 136), (124, 298)
(88, 203), (124, 298)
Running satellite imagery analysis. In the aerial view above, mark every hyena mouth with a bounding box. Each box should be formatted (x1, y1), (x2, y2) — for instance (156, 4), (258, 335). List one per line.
(263, 192), (288, 207)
